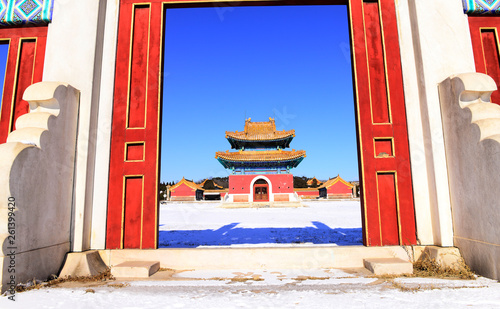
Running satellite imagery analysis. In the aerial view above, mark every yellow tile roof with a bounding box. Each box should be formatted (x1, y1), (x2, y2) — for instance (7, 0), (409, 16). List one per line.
(225, 117), (295, 141)
(170, 177), (203, 192)
(215, 149), (306, 162)
(317, 175), (354, 189)
(307, 177), (323, 186)
(200, 179), (223, 189)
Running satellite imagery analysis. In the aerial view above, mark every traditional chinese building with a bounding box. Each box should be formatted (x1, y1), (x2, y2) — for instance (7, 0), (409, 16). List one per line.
(199, 179), (228, 200)
(170, 177), (203, 201)
(318, 175), (354, 199)
(215, 118), (306, 204)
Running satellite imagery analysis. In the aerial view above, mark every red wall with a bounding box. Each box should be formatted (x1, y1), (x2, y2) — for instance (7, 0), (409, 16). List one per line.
(327, 182), (353, 195)
(171, 183), (196, 197)
(229, 174), (294, 194)
(295, 190), (319, 197)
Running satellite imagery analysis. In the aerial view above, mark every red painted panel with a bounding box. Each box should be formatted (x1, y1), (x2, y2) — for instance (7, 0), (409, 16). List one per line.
(377, 173), (399, 245)
(469, 16), (500, 105)
(127, 5), (150, 128)
(374, 139), (393, 157)
(0, 27), (47, 143)
(364, 2), (390, 124)
(126, 143), (144, 161)
(123, 177), (143, 248)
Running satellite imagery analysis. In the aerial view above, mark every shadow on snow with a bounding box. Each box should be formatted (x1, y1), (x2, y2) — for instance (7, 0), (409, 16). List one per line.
(158, 221), (362, 248)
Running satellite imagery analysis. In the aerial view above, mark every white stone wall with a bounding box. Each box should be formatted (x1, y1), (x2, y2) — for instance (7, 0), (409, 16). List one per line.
(0, 82), (79, 292)
(395, 0), (475, 246)
(43, 0), (120, 251)
(439, 73), (500, 280)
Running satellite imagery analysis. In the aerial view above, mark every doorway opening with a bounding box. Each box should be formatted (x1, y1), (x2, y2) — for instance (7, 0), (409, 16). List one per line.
(0, 42), (9, 117)
(106, 0), (417, 249)
(158, 4), (362, 248)
(253, 179), (270, 202)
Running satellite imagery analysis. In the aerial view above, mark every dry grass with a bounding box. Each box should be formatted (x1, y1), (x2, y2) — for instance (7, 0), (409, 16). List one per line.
(107, 282), (130, 288)
(15, 268), (115, 293)
(413, 257), (475, 280)
(292, 276), (330, 281)
(230, 277), (264, 282)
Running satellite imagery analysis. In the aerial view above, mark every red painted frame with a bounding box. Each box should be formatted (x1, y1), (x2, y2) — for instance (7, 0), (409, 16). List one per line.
(0, 26), (47, 143)
(107, 0), (416, 249)
(468, 16), (500, 105)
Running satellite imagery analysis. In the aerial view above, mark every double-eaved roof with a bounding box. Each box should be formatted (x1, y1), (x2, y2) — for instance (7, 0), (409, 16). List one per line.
(217, 117), (305, 171)
(225, 117), (295, 149)
(215, 149), (306, 168)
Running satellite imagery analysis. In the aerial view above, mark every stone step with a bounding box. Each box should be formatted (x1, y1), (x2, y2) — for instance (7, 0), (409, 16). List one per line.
(111, 261), (160, 278)
(363, 258), (413, 275)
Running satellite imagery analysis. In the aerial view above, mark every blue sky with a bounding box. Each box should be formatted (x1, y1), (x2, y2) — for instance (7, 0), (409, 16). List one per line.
(0, 43), (8, 113)
(160, 5), (358, 183)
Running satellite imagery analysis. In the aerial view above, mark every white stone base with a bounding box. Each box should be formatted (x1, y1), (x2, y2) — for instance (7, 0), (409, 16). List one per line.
(363, 258), (413, 276)
(111, 261), (160, 278)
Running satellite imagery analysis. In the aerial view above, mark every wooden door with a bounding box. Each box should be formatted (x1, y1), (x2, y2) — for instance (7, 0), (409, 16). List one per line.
(254, 184), (269, 202)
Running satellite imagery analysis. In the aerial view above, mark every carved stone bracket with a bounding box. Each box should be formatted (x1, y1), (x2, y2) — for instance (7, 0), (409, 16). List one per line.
(0, 82), (79, 293)
(439, 73), (500, 280)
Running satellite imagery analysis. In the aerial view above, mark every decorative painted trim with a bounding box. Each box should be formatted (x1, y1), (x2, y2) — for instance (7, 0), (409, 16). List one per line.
(0, 0), (53, 26)
(463, 0), (500, 14)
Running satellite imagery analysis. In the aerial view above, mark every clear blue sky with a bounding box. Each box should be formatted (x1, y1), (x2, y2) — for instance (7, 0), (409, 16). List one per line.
(160, 5), (358, 183)
(0, 43), (8, 113)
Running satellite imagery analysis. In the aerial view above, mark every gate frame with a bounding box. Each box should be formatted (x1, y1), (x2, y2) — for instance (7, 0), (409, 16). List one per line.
(105, 0), (417, 249)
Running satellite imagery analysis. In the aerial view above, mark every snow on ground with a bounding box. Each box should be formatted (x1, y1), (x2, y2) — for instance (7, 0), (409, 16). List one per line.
(158, 200), (363, 248)
(3, 269), (500, 309)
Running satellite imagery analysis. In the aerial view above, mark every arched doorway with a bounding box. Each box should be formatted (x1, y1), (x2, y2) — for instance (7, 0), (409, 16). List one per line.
(253, 179), (269, 202)
(106, 0), (417, 249)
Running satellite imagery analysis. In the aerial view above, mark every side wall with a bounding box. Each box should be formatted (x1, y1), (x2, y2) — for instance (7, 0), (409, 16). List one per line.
(229, 174), (294, 195)
(395, 0), (476, 246)
(0, 83), (79, 292)
(439, 73), (500, 280)
(43, 0), (120, 251)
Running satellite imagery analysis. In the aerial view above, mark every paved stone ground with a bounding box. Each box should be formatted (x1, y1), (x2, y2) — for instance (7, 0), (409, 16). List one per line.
(3, 268), (500, 308)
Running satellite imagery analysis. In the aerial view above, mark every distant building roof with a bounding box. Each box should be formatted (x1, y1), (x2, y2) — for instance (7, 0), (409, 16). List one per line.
(170, 177), (203, 192)
(200, 179), (223, 190)
(307, 177), (323, 186)
(225, 117), (295, 143)
(317, 175), (353, 190)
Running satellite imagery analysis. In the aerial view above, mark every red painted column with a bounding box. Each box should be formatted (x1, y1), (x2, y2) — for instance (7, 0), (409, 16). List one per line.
(349, 0), (416, 246)
(107, 2), (162, 249)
